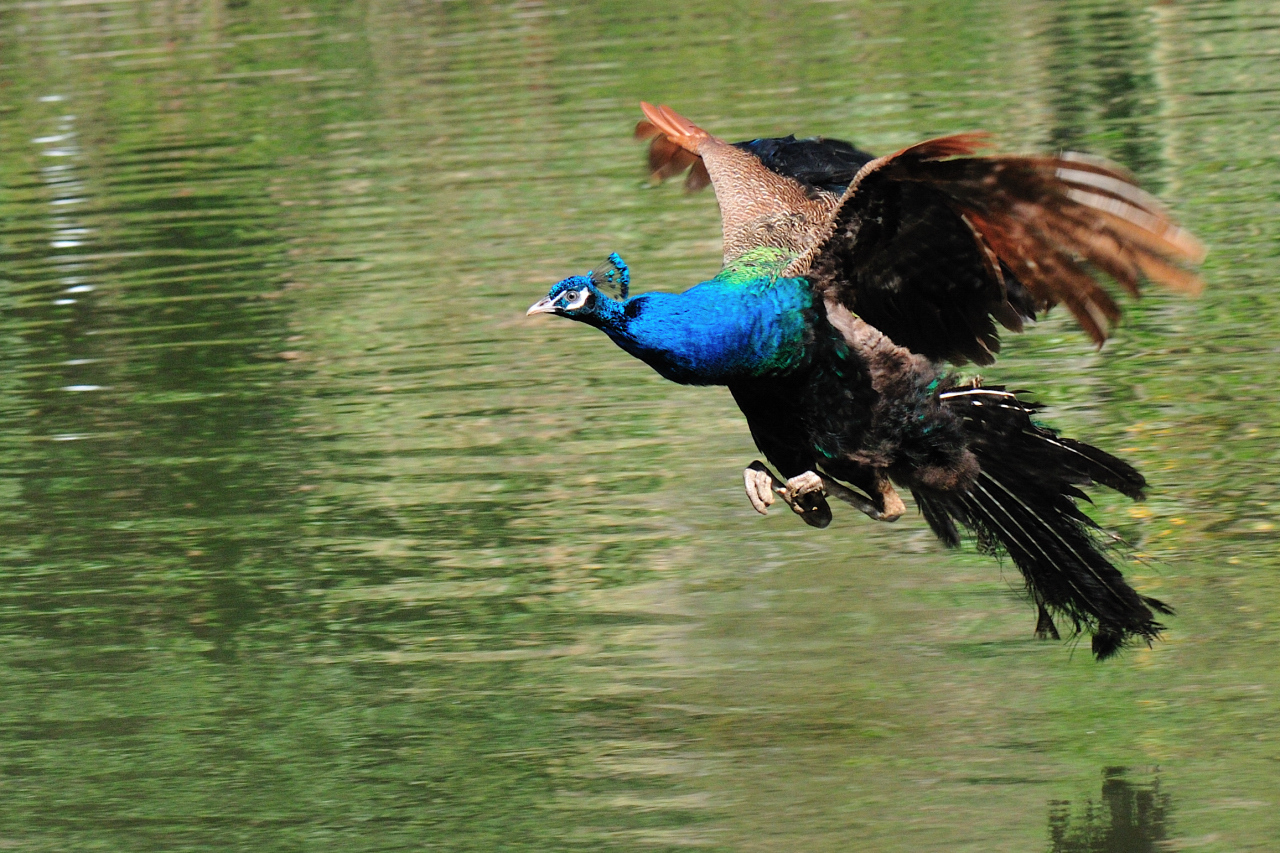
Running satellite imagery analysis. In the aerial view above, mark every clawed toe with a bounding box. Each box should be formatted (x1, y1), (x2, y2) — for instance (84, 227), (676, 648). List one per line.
(783, 471), (824, 499)
(782, 472), (832, 528)
(743, 463), (776, 515)
(743, 462), (832, 528)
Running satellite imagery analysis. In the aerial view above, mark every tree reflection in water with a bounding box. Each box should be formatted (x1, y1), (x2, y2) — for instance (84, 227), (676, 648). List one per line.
(1049, 768), (1172, 853)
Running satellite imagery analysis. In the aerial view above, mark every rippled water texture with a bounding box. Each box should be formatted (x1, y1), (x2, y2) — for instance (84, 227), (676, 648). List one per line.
(0, 1), (1277, 850)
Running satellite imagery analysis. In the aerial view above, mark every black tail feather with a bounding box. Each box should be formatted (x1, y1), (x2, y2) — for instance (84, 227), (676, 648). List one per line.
(1035, 601), (1061, 640)
(917, 385), (1167, 659)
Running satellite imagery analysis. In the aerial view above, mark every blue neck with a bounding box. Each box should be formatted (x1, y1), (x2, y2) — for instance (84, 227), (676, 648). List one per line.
(587, 277), (814, 385)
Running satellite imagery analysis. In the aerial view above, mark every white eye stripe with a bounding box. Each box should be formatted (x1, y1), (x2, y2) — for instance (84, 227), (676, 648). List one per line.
(562, 289), (590, 311)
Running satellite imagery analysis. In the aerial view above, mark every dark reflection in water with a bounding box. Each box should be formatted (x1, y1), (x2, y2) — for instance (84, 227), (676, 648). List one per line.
(1043, 3), (1162, 177)
(1049, 769), (1172, 853)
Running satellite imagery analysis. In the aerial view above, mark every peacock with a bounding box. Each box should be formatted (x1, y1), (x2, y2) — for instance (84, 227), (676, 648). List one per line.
(528, 103), (1205, 658)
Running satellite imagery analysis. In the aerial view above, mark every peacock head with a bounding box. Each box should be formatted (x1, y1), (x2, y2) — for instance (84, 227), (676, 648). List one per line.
(527, 253), (629, 323)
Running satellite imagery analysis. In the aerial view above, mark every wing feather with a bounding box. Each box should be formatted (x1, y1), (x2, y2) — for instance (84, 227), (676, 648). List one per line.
(795, 138), (1204, 361)
(636, 103), (718, 190)
(635, 103), (834, 265)
(633, 106), (1203, 359)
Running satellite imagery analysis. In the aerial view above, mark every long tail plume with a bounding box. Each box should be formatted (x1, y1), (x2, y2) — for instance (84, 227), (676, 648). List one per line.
(914, 385), (1170, 658)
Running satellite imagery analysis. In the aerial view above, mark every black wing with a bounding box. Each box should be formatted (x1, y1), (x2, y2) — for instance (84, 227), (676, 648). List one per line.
(733, 136), (875, 196)
(800, 136), (1205, 365)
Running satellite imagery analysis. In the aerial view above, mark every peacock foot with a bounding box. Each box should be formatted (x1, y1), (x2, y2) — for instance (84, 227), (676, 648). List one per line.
(817, 472), (905, 522)
(743, 462), (832, 528)
(872, 475), (906, 522)
(743, 461), (777, 515)
(782, 471), (833, 528)
(742, 462), (908, 526)
(883, 487), (906, 521)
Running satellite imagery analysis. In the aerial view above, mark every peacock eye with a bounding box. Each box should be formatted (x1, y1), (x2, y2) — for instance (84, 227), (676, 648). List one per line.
(564, 290), (580, 303)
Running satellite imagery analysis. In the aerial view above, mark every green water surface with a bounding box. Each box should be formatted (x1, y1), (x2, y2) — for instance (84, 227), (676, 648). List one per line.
(0, 0), (1277, 850)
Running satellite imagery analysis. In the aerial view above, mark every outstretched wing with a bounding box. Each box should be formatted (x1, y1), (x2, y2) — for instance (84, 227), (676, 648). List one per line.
(634, 103), (845, 267)
(792, 136), (1206, 365)
(637, 108), (874, 196)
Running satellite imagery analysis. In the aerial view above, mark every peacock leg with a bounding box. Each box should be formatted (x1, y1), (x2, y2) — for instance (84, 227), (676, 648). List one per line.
(743, 462), (832, 528)
(818, 466), (905, 522)
(814, 476), (876, 520)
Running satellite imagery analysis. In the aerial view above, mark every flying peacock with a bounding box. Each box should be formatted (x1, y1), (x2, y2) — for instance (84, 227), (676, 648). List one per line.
(528, 103), (1205, 658)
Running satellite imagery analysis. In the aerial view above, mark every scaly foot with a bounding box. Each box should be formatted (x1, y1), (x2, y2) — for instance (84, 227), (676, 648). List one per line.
(743, 461), (777, 515)
(743, 462), (907, 525)
(872, 474), (906, 522)
(743, 461), (832, 528)
(782, 471), (833, 529)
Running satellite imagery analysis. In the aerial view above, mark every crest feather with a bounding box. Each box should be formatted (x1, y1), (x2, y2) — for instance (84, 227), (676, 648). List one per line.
(590, 253), (630, 299)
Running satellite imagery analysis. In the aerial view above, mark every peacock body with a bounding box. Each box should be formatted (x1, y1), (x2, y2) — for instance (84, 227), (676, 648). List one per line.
(529, 104), (1204, 659)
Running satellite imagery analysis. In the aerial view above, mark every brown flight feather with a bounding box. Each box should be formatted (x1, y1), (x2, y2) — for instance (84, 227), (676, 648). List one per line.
(636, 103), (837, 265)
(637, 102), (716, 191)
(792, 142), (1205, 350)
(633, 104), (1203, 355)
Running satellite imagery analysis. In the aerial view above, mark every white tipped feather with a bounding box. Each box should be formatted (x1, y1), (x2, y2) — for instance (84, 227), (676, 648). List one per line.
(1054, 166), (1167, 216)
(967, 480), (1096, 607)
(980, 475), (1131, 603)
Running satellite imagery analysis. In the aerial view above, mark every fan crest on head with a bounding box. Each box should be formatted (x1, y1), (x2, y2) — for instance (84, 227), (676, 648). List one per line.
(590, 252), (629, 300)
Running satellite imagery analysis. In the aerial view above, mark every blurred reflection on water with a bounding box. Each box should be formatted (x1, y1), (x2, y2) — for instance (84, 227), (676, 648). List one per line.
(1049, 768), (1171, 853)
(0, 0), (1277, 850)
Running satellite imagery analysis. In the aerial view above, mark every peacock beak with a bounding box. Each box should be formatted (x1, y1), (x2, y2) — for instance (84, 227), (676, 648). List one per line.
(526, 296), (557, 316)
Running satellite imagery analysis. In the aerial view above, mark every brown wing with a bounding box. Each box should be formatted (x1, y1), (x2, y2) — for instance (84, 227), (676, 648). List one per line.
(793, 136), (1205, 364)
(635, 103), (836, 266)
(634, 105), (714, 191)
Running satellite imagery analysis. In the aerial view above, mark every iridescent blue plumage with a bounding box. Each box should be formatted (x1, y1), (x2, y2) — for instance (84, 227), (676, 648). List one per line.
(603, 275), (814, 385)
(529, 251), (815, 385)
